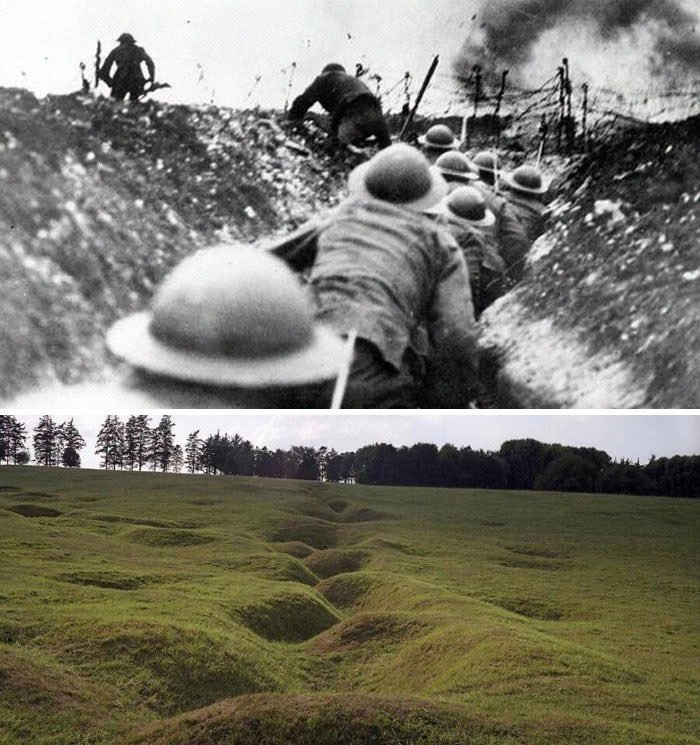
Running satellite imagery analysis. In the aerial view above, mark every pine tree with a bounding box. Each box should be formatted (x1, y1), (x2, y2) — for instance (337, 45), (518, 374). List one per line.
(124, 415), (151, 471)
(33, 415), (61, 466)
(134, 415), (151, 471)
(60, 418), (85, 451)
(171, 444), (184, 473)
(0, 415), (11, 464)
(95, 415), (125, 470)
(185, 430), (201, 474)
(157, 416), (175, 472)
(0, 416), (28, 465)
(60, 418), (85, 467)
(147, 416), (176, 472)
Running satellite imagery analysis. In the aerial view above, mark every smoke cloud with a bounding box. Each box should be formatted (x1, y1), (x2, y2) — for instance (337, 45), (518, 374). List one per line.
(456, 0), (700, 84)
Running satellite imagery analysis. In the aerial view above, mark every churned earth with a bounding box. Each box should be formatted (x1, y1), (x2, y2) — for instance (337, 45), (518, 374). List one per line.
(0, 87), (358, 402)
(479, 115), (700, 407)
(0, 87), (697, 407)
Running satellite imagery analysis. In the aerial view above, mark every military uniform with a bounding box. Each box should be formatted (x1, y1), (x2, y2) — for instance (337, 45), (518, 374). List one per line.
(289, 69), (391, 148)
(431, 215), (506, 317)
(474, 182), (530, 283)
(100, 41), (155, 101)
(308, 198), (478, 408)
(503, 192), (547, 244)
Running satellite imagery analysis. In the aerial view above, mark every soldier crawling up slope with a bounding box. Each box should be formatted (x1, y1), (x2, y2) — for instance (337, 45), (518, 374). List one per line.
(288, 63), (392, 151)
(99, 32), (155, 101)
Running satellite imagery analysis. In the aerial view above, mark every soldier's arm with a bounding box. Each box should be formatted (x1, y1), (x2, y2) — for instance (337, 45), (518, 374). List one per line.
(263, 218), (325, 272)
(99, 50), (117, 84)
(425, 234), (480, 407)
(497, 202), (530, 273)
(141, 50), (155, 81)
(288, 78), (321, 121)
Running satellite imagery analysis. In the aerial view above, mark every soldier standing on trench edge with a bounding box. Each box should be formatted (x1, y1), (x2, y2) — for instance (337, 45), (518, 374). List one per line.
(288, 63), (392, 150)
(100, 33), (155, 102)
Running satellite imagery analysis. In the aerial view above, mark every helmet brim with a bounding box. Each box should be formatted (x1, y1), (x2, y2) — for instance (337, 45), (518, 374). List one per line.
(107, 312), (347, 387)
(426, 202), (496, 227)
(501, 171), (550, 195)
(417, 135), (461, 150)
(437, 167), (479, 181)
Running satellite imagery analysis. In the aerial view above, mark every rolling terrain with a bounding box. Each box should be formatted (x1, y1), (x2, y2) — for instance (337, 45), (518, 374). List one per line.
(0, 467), (698, 744)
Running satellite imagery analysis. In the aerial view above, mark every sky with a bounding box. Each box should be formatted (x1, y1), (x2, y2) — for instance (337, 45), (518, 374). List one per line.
(0, 0), (471, 111)
(6, 413), (699, 470)
(1, 0), (694, 114)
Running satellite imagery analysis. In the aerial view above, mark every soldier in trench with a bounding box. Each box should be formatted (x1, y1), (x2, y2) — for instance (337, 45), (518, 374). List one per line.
(471, 151), (531, 284)
(100, 33), (155, 102)
(269, 143), (481, 408)
(424, 185), (506, 317)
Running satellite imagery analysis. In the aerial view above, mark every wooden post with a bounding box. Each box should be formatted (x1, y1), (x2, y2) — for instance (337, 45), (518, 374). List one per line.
(581, 82), (589, 151)
(563, 57), (574, 150)
(94, 40), (101, 89)
(399, 54), (439, 140)
(556, 65), (565, 152)
(493, 69), (508, 148)
(466, 63), (481, 149)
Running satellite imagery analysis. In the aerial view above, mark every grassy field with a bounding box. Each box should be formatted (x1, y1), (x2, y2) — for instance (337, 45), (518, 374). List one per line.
(0, 466), (698, 744)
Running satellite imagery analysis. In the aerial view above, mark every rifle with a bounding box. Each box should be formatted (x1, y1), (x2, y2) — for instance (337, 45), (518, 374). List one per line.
(138, 81), (172, 100)
(399, 54), (439, 140)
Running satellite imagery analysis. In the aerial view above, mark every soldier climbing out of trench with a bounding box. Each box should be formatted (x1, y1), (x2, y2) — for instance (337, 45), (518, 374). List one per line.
(287, 63), (391, 151)
(99, 32), (155, 102)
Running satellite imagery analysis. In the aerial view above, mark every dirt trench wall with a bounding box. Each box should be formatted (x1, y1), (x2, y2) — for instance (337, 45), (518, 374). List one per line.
(479, 115), (700, 408)
(0, 88), (351, 400)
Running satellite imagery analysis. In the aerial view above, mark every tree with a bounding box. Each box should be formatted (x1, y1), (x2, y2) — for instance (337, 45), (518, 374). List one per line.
(171, 444), (184, 473)
(534, 454), (599, 493)
(185, 430), (202, 474)
(499, 439), (556, 489)
(60, 418), (85, 452)
(33, 415), (62, 466)
(124, 415), (151, 471)
(290, 446), (321, 481)
(596, 462), (656, 496)
(62, 446), (81, 468)
(95, 415), (125, 470)
(0, 416), (27, 465)
(146, 416), (176, 472)
(326, 451), (356, 482)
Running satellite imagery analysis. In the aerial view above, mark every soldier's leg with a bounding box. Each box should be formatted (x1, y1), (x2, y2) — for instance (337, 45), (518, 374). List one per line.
(340, 339), (420, 409)
(111, 83), (128, 101)
(338, 102), (391, 148)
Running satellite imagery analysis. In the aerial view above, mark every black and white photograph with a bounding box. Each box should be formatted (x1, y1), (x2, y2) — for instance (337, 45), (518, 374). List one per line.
(0, 0), (697, 408)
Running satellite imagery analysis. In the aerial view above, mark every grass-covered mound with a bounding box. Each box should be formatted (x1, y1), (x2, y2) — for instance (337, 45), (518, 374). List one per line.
(129, 693), (503, 745)
(304, 548), (370, 578)
(0, 466), (698, 744)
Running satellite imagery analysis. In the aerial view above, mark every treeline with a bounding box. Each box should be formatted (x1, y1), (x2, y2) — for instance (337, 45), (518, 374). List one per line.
(1, 415), (698, 498)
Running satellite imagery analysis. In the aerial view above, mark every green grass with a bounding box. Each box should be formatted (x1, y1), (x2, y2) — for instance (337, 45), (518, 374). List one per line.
(0, 466), (698, 744)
